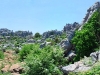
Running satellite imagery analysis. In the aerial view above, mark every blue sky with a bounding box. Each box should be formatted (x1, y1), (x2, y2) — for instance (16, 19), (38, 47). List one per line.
(0, 0), (98, 34)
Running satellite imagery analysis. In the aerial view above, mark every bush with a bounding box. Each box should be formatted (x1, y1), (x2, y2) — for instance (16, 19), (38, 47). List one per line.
(34, 32), (41, 38)
(72, 11), (100, 61)
(22, 44), (67, 75)
(60, 32), (67, 39)
(19, 44), (38, 61)
(0, 51), (4, 59)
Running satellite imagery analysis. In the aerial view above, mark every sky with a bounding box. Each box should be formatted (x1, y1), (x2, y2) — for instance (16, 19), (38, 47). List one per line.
(0, 0), (98, 34)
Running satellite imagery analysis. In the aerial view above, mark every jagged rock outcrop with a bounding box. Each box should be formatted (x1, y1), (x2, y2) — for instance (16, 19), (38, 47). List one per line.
(42, 30), (62, 39)
(60, 22), (80, 56)
(79, 1), (100, 30)
(0, 28), (33, 37)
(61, 2), (100, 74)
(90, 51), (100, 63)
(63, 22), (80, 32)
(61, 50), (100, 74)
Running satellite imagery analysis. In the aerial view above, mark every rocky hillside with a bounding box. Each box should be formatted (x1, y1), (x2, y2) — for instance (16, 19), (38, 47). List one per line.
(61, 1), (100, 75)
(0, 1), (100, 75)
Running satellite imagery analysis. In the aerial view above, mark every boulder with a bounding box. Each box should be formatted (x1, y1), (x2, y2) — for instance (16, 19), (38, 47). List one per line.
(61, 64), (79, 74)
(97, 51), (100, 61)
(27, 39), (36, 43)
(46, 42), (51, 46)
(1, 65), (10, 73)
(37, 40), (42, 43)
(60, 39), (73, 56)
(67, 52), (76, 62)
(61, 60), (91, 74)
(75, 66), (91, 72)
(49, 35), (55, 38)
(90, 52), (98, 63)
(9, 63), (23, 74)
(40, 42), (46, 48)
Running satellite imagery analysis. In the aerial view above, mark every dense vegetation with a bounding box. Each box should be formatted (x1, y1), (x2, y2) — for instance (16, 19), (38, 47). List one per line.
(72, 10), (100, 60)
(0, 5), (100, 75)
(19, 44), (67, 75)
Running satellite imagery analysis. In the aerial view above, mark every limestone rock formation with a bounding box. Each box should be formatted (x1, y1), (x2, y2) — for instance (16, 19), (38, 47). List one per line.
(79, 1), (100, 30)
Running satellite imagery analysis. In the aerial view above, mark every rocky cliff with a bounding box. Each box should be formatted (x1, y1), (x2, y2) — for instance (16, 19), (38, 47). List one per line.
(79, 1), (100, 30)
(0, 28), (33, 37)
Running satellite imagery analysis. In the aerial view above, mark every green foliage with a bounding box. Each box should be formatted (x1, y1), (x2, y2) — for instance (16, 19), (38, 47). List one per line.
(22, 44), (67, 75)
(0, 72), (11, 75)
(54, 36), (61, 44)
(19, 44), (38, 61)
(46, 37), (61, 45)
(34, 32), (41, 38)
(0, 51), (4, 59)
(60, 32), (67, 39)
(72, 11), (100, 60)
(46, 38), (52, 42)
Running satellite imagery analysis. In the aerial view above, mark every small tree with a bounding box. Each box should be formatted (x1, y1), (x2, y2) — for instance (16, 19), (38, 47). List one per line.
(21, 44), (67, 75)
(72, 11), (100, 61)
(34, 32), (41, 38)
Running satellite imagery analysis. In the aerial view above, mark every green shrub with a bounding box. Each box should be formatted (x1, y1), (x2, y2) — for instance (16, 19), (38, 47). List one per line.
(19, 44), (39, 61)
(72, 11), (100, 61)
(22, 44), (67, 75)
(60, 32), (67, 39)
(0, 72), (11, 75)
(34, 32), (41, 38)
(46, 38), (52, 42)
(0, 51), (4, 59)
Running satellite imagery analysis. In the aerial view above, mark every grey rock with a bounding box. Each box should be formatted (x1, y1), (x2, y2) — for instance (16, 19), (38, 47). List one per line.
(60, 38), (69, 49)
(0, 28), (33, 37)
(67, 52), (76, 60)
(97, 51), (100, 61)
(75, 66), (91, 72)
(63, 22), (80, 32)
(78, 1), (100, 31)
(46, 42), (51, 46)
(40, 42), (46, 48)
(90, 52), (98, 63)
(49, 35), (55, 38)
(42, 30), (62, 39)
(37, 40), (42, 43)
(62, 64), (78, 74)
(27, 39), (36, 43)
(60, 38), (73, 56)
(62, 60), (91, 74)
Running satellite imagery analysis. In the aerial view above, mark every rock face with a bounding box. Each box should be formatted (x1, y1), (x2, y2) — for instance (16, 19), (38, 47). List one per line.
(40, 42), (46, 48)
(27, 39), (36, 43)
(63, 22), (80, 32)
(42, 30), (62, 39)
(0, 28), (33, 37)
(90, 51), (100, 63)
(78, 1), (100, 30)
(61, 50), (100, 74)
(61, 61), (91, 74)
(60, 22), (80, 56)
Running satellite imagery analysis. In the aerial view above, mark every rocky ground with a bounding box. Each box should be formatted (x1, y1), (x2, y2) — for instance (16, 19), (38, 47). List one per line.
(0, 50), (24, 75)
